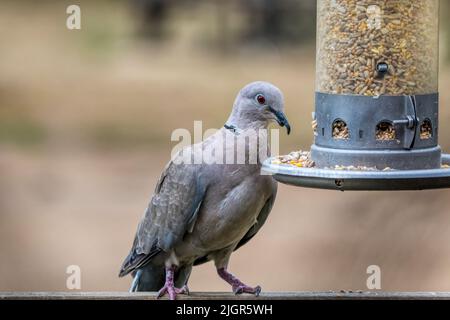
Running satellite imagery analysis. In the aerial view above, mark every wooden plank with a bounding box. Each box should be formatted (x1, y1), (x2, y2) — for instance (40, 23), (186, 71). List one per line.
(1, 291), (450, 300)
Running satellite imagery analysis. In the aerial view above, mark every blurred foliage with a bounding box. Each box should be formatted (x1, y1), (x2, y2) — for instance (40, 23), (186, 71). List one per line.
(0, 87), (47, 147)
(0, 0), (449, 150)
(131, 0), (317, 47)
(232, 0), (316, 46)
(129, 0), (450, 58)
(0, 116), (46, 147)
(84, 122), (168, 149)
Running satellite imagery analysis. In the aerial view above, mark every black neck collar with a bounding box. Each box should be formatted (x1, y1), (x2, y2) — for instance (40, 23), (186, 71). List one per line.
(224, 124), (239, 134)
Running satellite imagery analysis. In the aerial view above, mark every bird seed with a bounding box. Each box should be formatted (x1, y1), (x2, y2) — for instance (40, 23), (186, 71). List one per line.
(273, 151), (394, 172)
(273, 151), (316, 168)
(316, 0), (439, 96)
(420, 120), (433, 140)
(376, 122), (396, 141)
(332, 120), (349, 140)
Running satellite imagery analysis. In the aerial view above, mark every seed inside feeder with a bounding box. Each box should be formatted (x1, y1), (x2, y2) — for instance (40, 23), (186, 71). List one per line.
(376, 122), (396, 141)
(332, 120), (349, 140)
(312, 119), (318, 136)
(420, 119), (433, 140)
(316, 0), (439, 96)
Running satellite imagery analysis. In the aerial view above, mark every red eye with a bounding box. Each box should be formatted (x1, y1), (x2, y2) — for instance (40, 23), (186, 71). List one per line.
(256, 94), (266, 105)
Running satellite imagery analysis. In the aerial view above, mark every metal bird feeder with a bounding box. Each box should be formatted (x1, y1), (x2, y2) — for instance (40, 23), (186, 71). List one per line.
(263, 0), (450, 191)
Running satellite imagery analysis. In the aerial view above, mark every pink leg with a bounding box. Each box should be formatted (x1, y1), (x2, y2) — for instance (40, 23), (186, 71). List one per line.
(157, 266), (189, 300)
(217, 268), (261, 296)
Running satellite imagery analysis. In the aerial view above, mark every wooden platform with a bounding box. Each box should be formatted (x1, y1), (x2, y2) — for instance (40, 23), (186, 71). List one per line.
(1, 291), (450, 300)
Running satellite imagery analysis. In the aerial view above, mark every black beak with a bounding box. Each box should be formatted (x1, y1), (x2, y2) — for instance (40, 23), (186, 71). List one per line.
(269, 107), (291, 135)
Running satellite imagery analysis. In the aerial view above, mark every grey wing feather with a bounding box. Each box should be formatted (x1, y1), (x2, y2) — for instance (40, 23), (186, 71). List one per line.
(194, 186), (277, 266)
(234, 190), (277, 251)
(119, 158), (206, 277)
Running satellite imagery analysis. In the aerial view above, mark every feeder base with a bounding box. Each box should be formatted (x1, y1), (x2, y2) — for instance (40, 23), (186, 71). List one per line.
(262, 154), (450, 191)
(311, 145), (442, 170)
(312, 92), (441, 170)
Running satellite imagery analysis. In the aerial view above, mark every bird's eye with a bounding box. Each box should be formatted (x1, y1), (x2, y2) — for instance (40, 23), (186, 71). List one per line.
(256, 94), (266, 105)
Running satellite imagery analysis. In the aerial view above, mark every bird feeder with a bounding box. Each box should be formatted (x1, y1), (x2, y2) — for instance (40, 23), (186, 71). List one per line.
(263, 0), (450, 191)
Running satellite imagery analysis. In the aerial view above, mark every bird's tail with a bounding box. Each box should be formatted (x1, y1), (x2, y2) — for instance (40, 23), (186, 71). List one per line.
(129, 269), (142, 292)
(129, 263), (193, 292)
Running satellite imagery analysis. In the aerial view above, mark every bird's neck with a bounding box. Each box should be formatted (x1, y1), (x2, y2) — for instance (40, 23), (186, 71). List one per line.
(226, 111), (268, 133)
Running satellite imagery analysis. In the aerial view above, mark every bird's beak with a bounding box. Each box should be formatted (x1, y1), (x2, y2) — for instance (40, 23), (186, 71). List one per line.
(269, 107), (291, 135)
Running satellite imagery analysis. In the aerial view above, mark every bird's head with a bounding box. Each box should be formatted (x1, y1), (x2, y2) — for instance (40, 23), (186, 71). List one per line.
(228, 81), (291, 135)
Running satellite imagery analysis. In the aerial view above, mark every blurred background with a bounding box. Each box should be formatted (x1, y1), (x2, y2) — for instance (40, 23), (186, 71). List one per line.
(1, 0), (450, 292)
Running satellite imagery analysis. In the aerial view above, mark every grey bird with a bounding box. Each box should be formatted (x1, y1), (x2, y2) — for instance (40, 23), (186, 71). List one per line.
(119, 81), (290, 300)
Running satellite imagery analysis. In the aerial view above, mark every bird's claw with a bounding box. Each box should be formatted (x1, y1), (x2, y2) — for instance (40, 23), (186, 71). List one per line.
(233, 285), (262, 297)
(157, 284), (189, 300)
(217, 268), (262, 297)
(179, 285), (190, 296)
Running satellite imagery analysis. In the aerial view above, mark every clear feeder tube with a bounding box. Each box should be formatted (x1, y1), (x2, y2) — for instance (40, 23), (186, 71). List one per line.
(316, 0), (439, 96)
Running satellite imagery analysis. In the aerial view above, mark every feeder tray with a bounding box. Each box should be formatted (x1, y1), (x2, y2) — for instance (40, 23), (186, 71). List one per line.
(262, 154), (450, 191)
(263, 0), (450, 191)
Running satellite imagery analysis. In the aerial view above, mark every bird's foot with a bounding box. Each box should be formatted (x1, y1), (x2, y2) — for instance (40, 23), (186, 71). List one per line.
(233, 284), (262, 296)
(217, 268), (262, 297)
(157, 284), (189, 300)
(156, 265), (189, 300)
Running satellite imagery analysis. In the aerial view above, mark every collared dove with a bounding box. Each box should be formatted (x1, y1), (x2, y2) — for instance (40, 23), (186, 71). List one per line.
(119, 81), (290, 300)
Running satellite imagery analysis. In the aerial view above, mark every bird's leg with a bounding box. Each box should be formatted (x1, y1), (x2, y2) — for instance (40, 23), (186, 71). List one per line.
(157, 265), (189, 300)
(217, 268), (262, 296)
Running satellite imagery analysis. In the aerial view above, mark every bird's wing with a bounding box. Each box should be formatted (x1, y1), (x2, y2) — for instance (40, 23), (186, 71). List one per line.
(119, 156), (206, 277)
(193, 183), (277, 266)
(234, 186), (277, 251)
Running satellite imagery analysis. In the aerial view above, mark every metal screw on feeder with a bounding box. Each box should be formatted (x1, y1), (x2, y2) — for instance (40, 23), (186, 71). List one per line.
(263, 0), (450, 191)
(376, 62), (389, 79)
